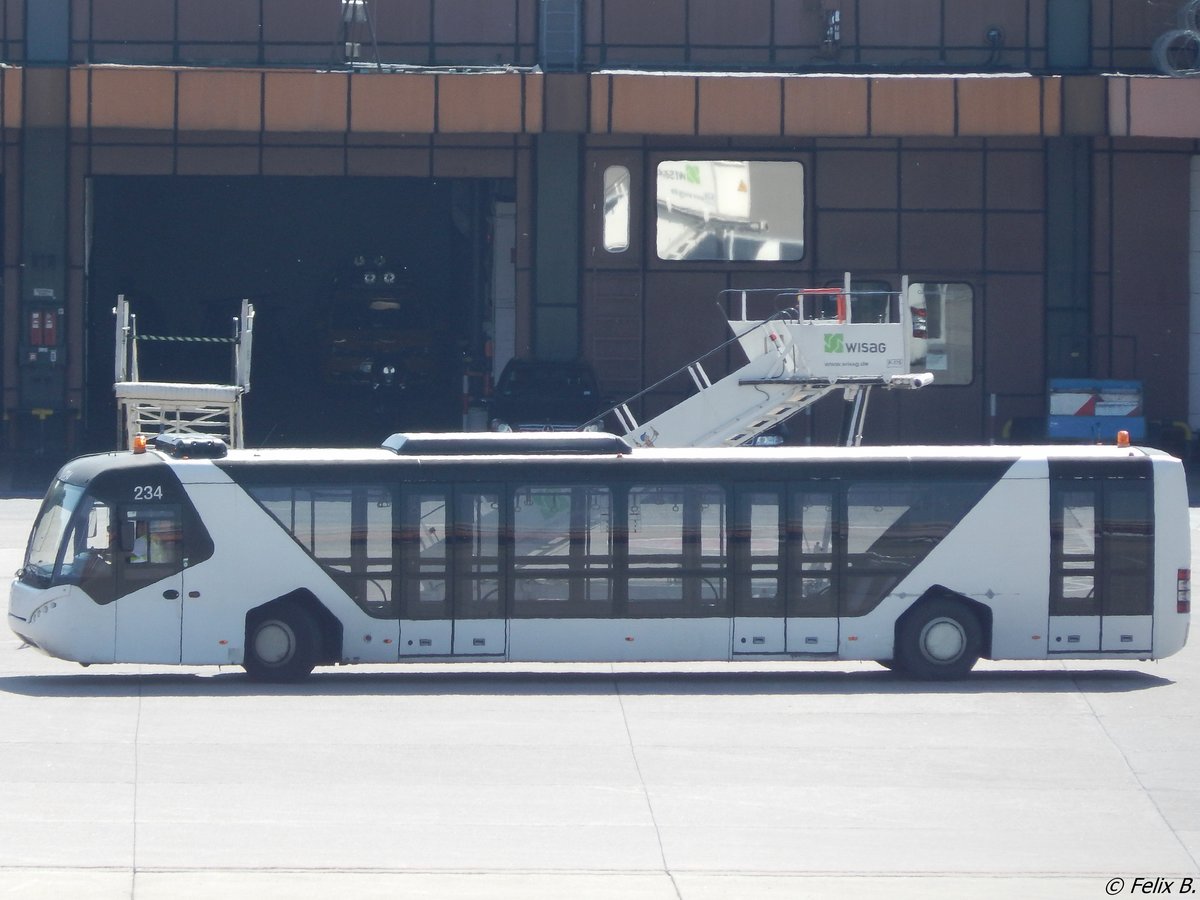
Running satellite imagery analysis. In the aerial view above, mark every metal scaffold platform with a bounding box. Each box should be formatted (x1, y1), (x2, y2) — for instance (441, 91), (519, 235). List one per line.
(113, 295), (255, 449)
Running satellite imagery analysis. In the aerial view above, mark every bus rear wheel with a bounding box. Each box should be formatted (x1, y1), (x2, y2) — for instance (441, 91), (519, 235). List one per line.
(893, 599), (982, 680)
(244, 606), (319, 682)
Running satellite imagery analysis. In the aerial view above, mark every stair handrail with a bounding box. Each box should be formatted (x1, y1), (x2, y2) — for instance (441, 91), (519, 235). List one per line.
(580, 303), (799, 432)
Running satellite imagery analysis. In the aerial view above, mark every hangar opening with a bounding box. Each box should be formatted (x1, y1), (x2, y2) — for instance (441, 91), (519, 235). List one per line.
(86, 176), (510, 450)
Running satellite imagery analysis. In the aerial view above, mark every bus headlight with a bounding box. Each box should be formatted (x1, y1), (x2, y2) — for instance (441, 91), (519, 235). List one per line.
(28, 600), (57, 625)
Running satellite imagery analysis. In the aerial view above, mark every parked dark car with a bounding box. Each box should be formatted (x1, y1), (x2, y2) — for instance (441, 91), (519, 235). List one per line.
(486, 359), (607, 432)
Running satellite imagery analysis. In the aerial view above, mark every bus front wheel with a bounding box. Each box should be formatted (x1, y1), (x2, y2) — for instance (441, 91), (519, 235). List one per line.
(244, 606), (319, 682)
(893, 599), (982, 680)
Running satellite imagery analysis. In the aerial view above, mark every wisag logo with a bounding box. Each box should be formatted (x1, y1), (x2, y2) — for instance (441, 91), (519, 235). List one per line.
(824, 333), (887, 354)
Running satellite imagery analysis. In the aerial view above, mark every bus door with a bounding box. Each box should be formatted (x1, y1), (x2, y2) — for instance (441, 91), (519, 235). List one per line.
(1050, 470), (1153, 653)
(399, 486), (453, 655)
(732, 487), (785, 654)
(785, 486), (838, 653)
(451, 486), (506, 656)
(113, 503), (186, 664)
(398, 484), (506, 657)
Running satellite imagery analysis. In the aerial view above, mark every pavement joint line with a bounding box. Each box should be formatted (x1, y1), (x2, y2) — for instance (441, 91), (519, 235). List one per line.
(0, 866), (1188, 877)
(611, 664), (682, 900)
(132, 672), (145, 890)
(1072, 671), (1200, 872)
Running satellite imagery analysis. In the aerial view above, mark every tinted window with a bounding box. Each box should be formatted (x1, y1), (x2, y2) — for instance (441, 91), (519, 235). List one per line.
(249, 484), (396, 617)
(56, 498), (118, 604)
(908, 282), (973, 385)
(627, 484), (727, 616)
(400, 487), (449, 620)
(455, 488), (503, 619)
(733, 489), (783, 617)
(1103, 483), (1152, 616)
(23, 480), (83, 586)
(1051, 476), (1153, 618)
(788, 488), (836, 618)
(513, 485), (613, 617)
(1051, 487), (1098, 616)
(843, 478), (997, 616)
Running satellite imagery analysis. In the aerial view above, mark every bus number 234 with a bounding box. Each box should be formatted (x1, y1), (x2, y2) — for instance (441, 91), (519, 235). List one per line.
(134, 485), (163, 501)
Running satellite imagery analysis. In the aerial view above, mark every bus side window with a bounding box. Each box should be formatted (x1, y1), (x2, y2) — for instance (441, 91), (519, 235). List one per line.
(1051, 479), (1152, 618)
(843, 483), (914, 616)
(55, 499), (119, 603)
(455, 488), (504, 618)
(788, 489), (836, 618)
(58, 500), (114, 576)
(1051, 487), (1098, 616)
(120, 507), (183, 567)
(1102, 483), (1151, 616)
(512, 485), (613, 618)
(842, 476), (996, 617)
(399, 488), (451, 619)
(732, 489), (783, 617)
(626, 484), (727, 616)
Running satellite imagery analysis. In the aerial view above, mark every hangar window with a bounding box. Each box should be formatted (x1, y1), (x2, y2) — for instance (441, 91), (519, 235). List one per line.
(603, 166), (630, 253)
(908, 282), (974, 386)
(656, 161), (804, 262)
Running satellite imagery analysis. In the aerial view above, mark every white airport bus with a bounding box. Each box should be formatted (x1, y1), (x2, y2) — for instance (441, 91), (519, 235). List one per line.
(8, 432), (1192, 681)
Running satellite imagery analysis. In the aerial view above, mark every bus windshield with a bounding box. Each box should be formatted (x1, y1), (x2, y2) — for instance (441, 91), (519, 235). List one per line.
(23, 480), (84, 585)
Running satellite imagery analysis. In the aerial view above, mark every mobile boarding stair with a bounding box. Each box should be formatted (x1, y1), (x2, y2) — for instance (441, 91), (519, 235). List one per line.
(113, 295), (255, 449)
(593, 275), (932, 448)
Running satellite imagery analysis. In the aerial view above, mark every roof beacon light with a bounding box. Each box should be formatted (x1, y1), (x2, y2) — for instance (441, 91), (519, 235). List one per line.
(132, 435), (148, 454)
(1116, 430), (1131, 448)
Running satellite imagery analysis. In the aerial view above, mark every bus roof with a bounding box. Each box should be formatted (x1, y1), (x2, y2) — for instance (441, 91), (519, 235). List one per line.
(49, 436), (1170, 487)
(214, 440), (1161, 465)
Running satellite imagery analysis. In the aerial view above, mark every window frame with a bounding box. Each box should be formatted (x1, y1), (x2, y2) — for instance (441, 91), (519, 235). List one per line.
(908, 281), (975, 386)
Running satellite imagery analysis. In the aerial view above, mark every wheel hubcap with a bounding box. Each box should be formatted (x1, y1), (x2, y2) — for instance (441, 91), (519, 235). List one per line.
(920, 617), (966, 663)
(254, 621), (294, 666)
